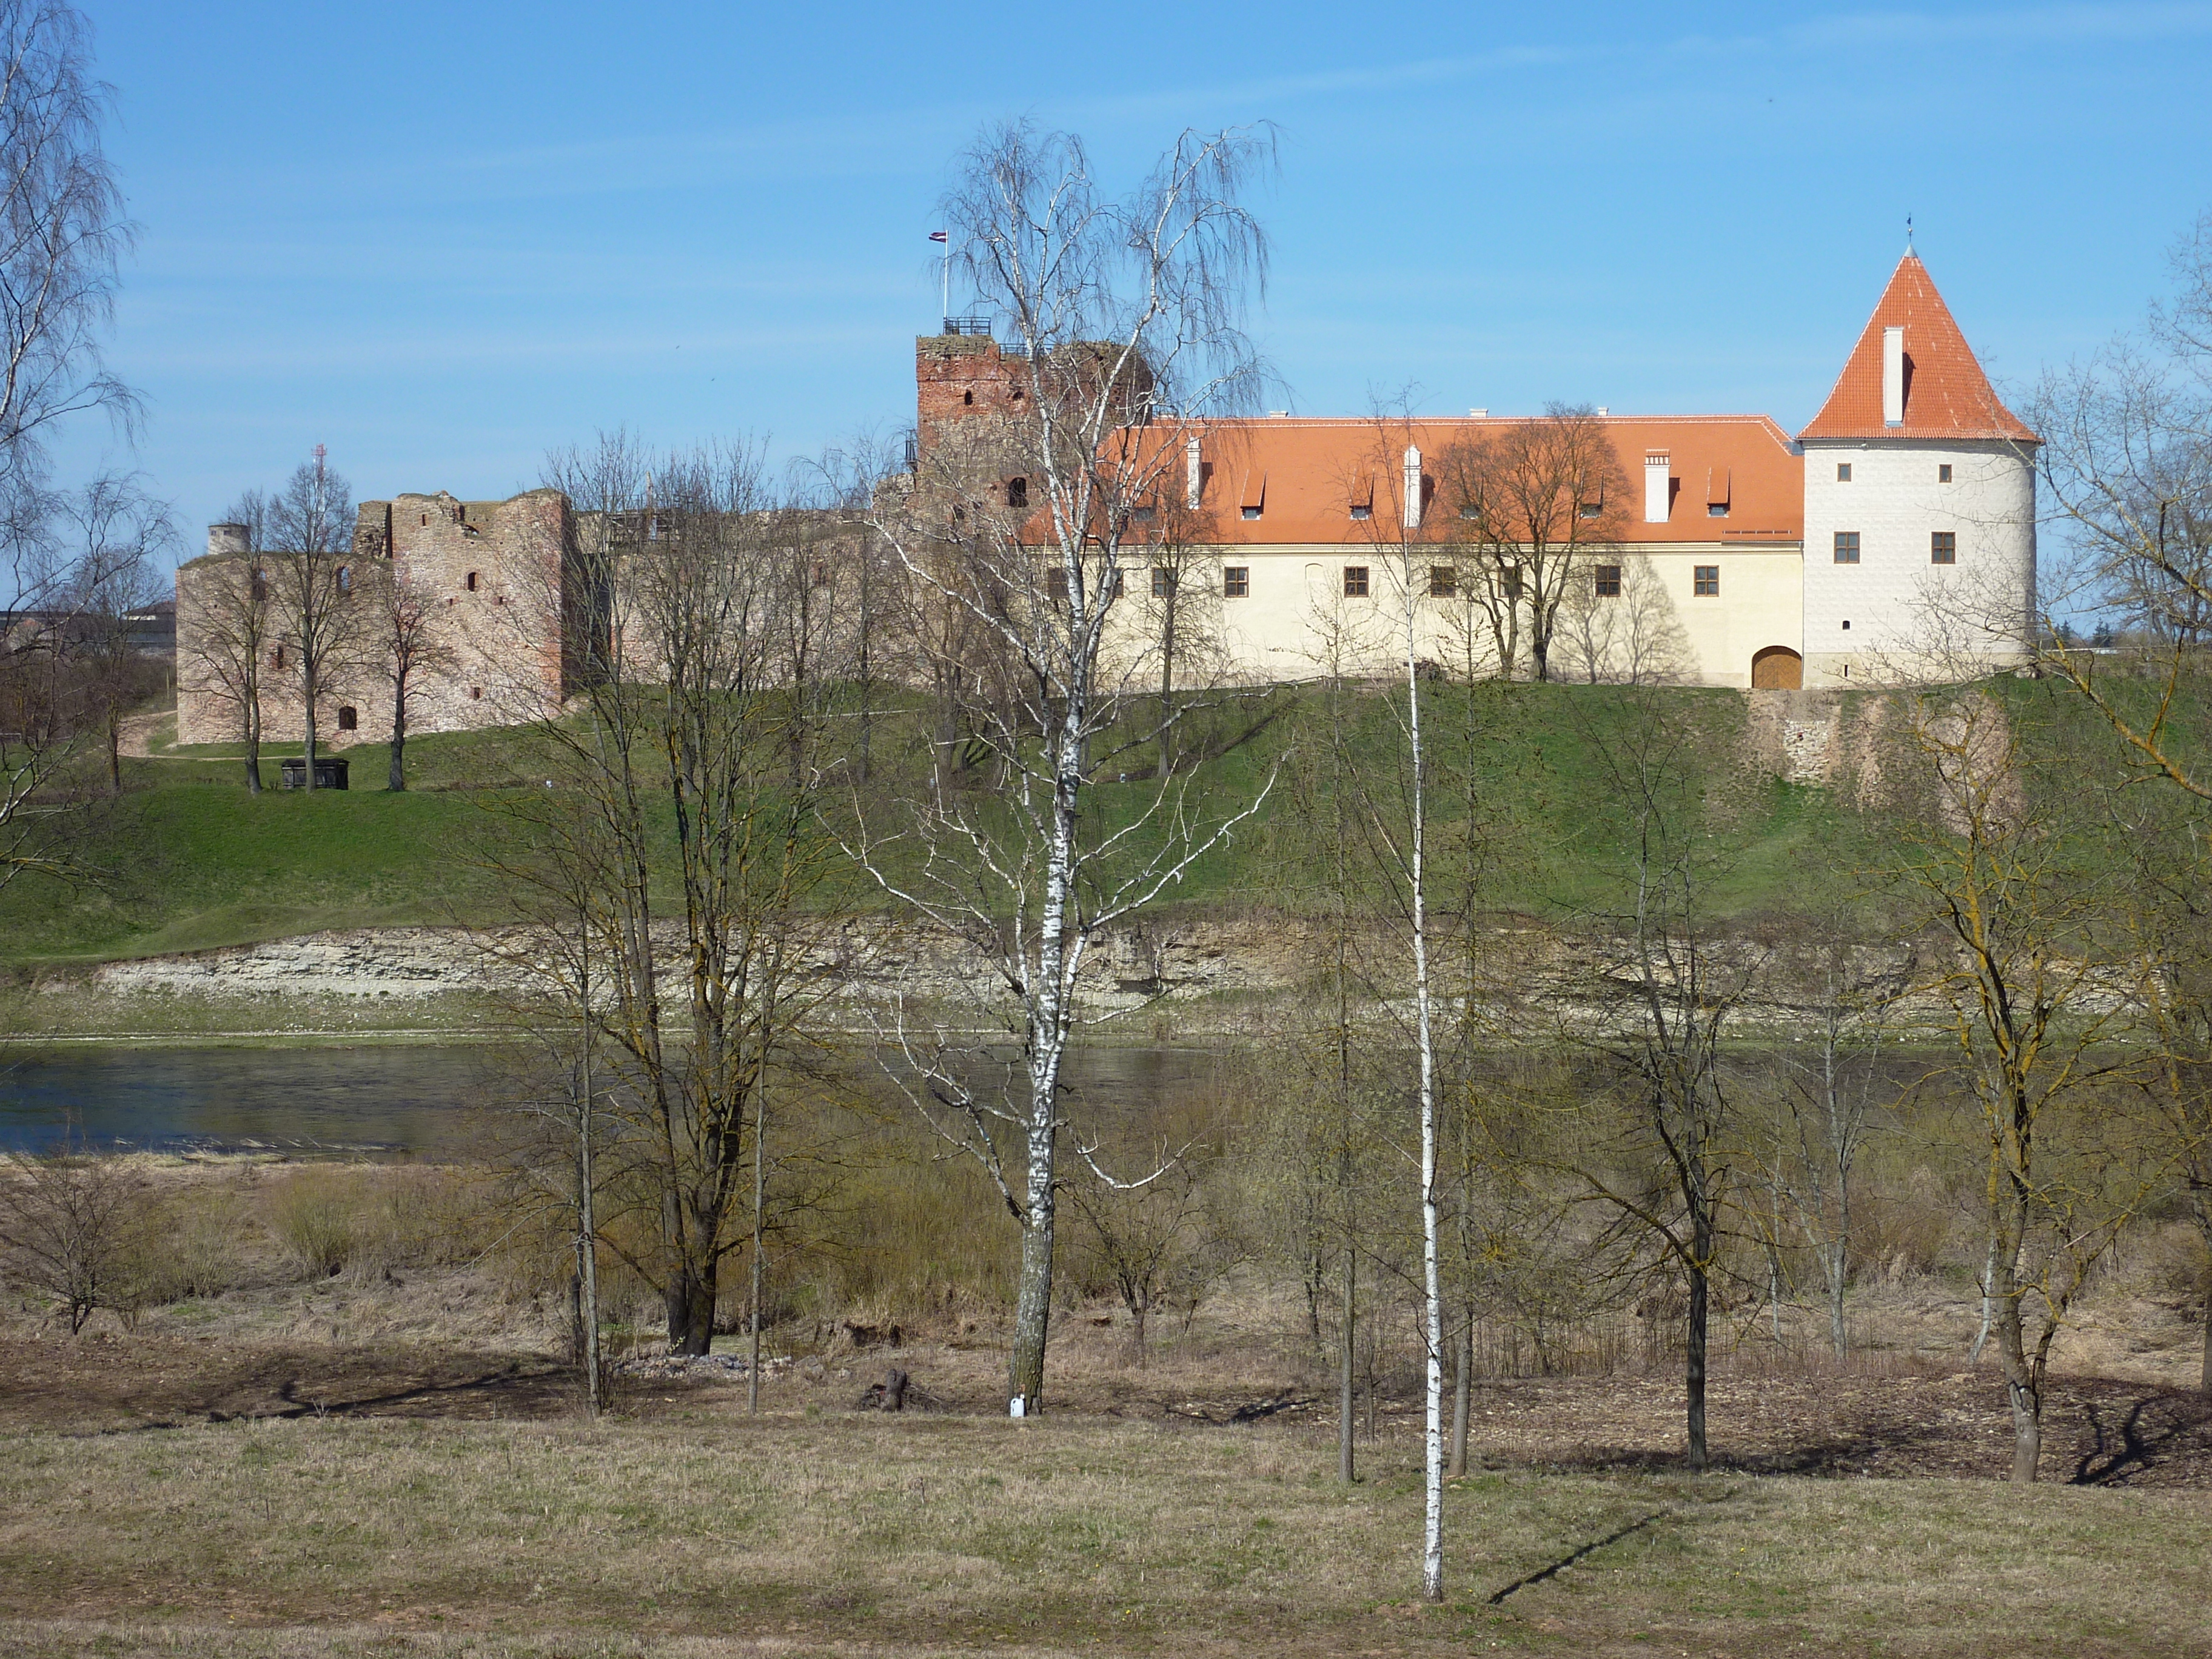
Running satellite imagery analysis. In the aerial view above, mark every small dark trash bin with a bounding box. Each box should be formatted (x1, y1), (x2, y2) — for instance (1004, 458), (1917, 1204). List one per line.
(279, 756), (349, 790)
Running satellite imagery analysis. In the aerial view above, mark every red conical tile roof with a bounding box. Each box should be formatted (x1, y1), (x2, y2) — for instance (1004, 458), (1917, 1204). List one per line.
(1798, 252), (2036, 444)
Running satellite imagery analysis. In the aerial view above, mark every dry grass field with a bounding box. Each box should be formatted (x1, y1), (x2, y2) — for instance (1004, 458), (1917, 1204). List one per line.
(5, 1407), (2212, 1659)
(2, 1158), (2210, 1656)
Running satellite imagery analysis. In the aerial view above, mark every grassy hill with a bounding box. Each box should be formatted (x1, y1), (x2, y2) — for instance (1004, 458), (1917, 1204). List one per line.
(0, 678), (2048, 968)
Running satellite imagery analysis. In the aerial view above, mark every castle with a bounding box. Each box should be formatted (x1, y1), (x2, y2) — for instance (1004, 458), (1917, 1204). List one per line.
(175, 249), (2037, 748)
(915, 247), (2039, 691)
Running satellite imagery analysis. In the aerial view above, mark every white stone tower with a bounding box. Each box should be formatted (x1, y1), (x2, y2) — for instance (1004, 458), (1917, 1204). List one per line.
(1798, 252), (2039, 686)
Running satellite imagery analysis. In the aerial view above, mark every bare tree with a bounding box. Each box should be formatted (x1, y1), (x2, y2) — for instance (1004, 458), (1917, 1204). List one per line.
(50, 473), (169, 791)
(1433, 407), (1629, 682)
(1883, 689), (2151, 1480)
(176, 506), (272, 793)
(0, 2), (136, 548)
(263, 450), (360, 790)
(0, 1136), (146, 1334)
(1568, 689), (1758, 1469)
(0, 1), (138, 863)
(373, 557), (450, 793)
(489, 433), (850, 1355)
(1337, 404), (1449, 1597)
(1757, 913), (1903, 1358)
(855, 121), (1275, 1418)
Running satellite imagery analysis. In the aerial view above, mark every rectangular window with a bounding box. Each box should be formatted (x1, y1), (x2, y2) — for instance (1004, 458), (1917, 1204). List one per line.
(1222, 565), (1249, 598)
(1694, 565), (1720, 597)
(1428, 565), (1456, 598)
(1837, 463), (1853, 482)
(1047, 568), (1069, 602)
(1834, 531), (1861, 564)
(1593, 565), (1621, 598)
(1151, 567), (1176, 598)
(1342, 565), (1370, 598)
(1939, 463), (1953, 483)
(1931, 531), (1957, 565)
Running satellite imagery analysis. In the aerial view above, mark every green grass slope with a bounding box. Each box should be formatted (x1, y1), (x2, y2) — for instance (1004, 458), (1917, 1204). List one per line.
(0, 681), (1945, 967)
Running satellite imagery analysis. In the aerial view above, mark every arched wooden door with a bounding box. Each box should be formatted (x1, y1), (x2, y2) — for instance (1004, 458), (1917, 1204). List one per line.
(1751, 646), (1803, 689)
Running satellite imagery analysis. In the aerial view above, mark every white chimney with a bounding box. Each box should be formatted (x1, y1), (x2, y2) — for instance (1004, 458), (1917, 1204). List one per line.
(1467, 407), (1487, 418)
(1882, 326), (1905, 426)
(1185, 435), (1202, 509)
(1403, 445), (1423, 530)
(1644, 452), (1671, 523)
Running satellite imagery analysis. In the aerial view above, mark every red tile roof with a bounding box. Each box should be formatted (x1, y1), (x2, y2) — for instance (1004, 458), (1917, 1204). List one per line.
(1185, 415), (1803, 546)
(1798, 252), (2036, 444)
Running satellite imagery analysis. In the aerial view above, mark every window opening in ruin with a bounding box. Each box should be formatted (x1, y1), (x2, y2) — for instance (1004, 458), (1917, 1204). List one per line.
(338, 566), (351, 593)
(466, 571), (479, 591)
(1842, 620), (1852, 631)
(1837, 463), (1852, 482)
(1010, 383), (1023, 401)
(1429, 565), (1456, 598)
(420, 513), (428, 526)
(1008, 477), (1028, 509)
(1594, 565), (1622, 598)
(250, 568), (267, 602)
(1342, 565), (1369, 598)
(1834, 532), (1861, 564)
(471, 686), (483, 700)
(338, 705), (357, 731)
(272, 645), (285, 669)
(963, 389), (974, 406)
(1694, 565), (1720, 597)
(1939, 463), (1954, 483)
(1223, 566), (1249, 598)
(1931, 531), (1957, 565)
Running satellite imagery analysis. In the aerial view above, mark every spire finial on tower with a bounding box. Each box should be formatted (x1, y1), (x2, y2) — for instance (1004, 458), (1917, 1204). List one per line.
(1906, 214), (1915, 253)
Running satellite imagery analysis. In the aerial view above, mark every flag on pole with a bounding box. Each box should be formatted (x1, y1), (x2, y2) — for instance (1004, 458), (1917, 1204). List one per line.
(928, 230), (948, 243)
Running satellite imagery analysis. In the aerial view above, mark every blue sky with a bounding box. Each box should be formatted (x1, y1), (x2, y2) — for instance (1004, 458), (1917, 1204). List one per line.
(55, 1), (2212, 566)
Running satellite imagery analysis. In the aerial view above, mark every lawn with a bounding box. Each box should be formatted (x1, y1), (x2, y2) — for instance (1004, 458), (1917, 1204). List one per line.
(3, 682), (1905, 968)
(0, 1411), (2204, 1657)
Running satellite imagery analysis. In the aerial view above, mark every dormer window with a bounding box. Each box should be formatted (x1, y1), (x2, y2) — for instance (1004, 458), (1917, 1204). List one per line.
(1350, 504), (1372, 521)
(1350, 477), (1374, 521)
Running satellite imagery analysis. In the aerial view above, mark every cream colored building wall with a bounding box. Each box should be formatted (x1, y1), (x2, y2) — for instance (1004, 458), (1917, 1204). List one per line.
(1101, 541), (1804, 688)
(1800, 438), (2036, 687)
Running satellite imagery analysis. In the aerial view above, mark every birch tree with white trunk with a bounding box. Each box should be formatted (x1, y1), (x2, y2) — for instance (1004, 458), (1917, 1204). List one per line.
(856, 120), (1275, 1417)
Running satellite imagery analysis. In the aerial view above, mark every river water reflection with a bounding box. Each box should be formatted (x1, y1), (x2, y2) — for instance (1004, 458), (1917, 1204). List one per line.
(0, 1042), (1225, 1156)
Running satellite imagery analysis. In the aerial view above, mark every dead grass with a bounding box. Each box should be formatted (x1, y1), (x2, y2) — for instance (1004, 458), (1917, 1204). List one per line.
(0, 1411), (2208, 1658)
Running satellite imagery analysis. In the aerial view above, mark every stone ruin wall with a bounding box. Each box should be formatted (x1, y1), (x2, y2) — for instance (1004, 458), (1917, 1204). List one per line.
(174, 489), (572, 748)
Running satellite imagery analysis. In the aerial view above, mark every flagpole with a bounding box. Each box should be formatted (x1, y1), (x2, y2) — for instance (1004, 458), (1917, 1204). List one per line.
(940, 235), (950, 328)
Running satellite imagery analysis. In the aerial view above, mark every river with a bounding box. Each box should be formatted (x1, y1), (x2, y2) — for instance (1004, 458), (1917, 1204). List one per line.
(0, 1042), (1227, 1156)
